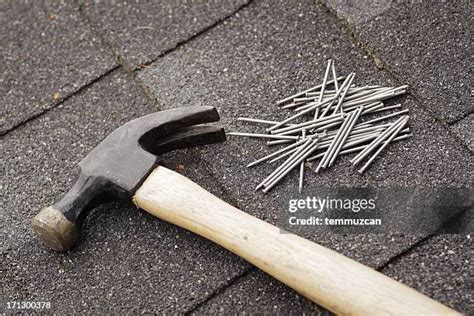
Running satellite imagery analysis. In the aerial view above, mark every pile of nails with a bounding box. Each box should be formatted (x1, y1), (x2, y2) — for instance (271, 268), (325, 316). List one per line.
(228, 60), (411, 193)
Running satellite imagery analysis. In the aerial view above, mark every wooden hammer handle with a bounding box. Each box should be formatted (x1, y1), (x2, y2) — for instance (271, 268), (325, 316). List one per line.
(133, 166), (459, 316)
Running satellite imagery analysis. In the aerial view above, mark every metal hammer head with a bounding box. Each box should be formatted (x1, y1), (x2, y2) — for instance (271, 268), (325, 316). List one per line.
(32, 106), (225, 251)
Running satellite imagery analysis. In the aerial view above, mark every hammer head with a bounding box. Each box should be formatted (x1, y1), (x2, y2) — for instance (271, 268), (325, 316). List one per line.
(32, 106), (225, 251)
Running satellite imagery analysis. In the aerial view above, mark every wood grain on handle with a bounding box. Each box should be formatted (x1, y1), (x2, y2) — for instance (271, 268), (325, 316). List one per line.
(133, 166), (460, 316)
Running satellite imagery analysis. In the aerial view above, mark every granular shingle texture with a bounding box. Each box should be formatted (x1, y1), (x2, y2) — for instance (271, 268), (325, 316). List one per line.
(382, 234), (473, 315)
(0, 0), (117, 134)
(450, 114), (473, 151)
(80, 0), (250, 67)
(193, 268), (325, 315)
(324, 0), (472, 123)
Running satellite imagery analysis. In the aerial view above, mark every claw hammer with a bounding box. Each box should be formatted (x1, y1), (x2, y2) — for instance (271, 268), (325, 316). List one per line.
(32, 106), (460, 315)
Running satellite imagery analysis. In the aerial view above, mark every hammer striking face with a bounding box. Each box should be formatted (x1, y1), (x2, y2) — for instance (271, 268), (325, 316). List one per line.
(32, 106), (225, 251)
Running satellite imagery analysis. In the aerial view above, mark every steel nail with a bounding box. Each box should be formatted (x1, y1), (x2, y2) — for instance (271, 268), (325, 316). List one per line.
(227, 132), (299, 140)
(351, 116), (408, 165)
(328, 106), (363, 167)
(307, 133), (412, 161)
(319, 73), (354, 118)
(247, 138), (308, 167)
(331, 61), (339, 92)
(323, 110), (357, 168)
(274, 115), (343, 135)
(316, 111), (353, 172)
(256, 139), (313, 190)
(308, 133), (379, 162)
(298, 129), (307, 193)
(271, 113), (341, 134)
(342, 89), (406, 107)
(332, 73), (356, 114)
(275, 76), (345, 105)
(263, 141), (320, 192)
(267, 139), (293, 146)
(358, 118), (409, 173)
(361, 102), (384, 114)
(362, 109), (409, 125)
(269, 147), (299, 163)
(314, 60), (333, 120)
(339, 88), (385, 103)
(237, 117), (295, 126)
(370, 104), (402, 113)
(267, 97), (335, 132)
(269, 134), (322, 161)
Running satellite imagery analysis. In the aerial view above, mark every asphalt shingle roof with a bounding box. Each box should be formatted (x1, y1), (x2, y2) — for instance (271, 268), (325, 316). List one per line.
(0, 0), (117, 134)
(2, 0), (471, 314)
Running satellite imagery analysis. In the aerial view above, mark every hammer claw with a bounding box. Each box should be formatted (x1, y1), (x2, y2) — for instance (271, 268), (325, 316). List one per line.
(145, 125), (226, 156)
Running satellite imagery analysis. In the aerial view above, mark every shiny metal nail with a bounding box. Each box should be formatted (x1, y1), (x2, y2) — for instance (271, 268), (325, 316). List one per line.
(227, 132), (299, 140)
(362, 109), (409, 125)
(351, 116), (408, 165)
(237, 117), (294, 126)
(358, 118), (409, 173)
(298, 129), (307, 193)
(314, 60), (333, 120)
(256, 139), (313, 190)
(331, 61), (339, 92)
(328, 106), (363, 167)
(267, 97), (335, 132)
(316, 111), (353, 172)
(319, 73), (354, 118)
(275, 76), (345, 105)
(248, 138), (308, 167)
(263, 141), (320, 192)
(332, 73), (356, 114)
